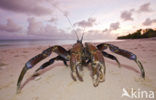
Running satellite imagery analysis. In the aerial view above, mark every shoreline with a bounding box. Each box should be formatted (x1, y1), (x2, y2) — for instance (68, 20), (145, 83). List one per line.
(1, 37), (156, 49)
(0, 39), (124, 49)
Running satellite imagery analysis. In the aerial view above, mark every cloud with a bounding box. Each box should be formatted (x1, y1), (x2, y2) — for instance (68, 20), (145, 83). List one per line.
(26, 17), (116, 40)
(27, 17), (58, 35)
(84, 22), (120, 40)
(142, 18), (156, 26)
(0, 0), (52, 16)
(74, 17), (96, 28)
(27, 17), (43, 35)
(120, 9), (134, 21)
(109, 22), (120, 31)
(0, 18), (22, 32)
(48, 17), (57, 23)
(120, 2), (152, 21)
(84, 29), (116, 40)
(27, 17), (76, 39)
(138, 2), (152, 12)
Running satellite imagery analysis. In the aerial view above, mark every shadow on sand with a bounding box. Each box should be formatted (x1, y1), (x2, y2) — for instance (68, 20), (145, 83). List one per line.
(19, 60), (140, 91)
(20, 63), (66, 91)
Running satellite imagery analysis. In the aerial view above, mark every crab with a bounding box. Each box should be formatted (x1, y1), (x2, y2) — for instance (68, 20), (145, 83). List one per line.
(17, 34), (145, 93)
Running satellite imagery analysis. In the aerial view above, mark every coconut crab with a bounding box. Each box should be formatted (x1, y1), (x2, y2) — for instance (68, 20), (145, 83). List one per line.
(17, 34), (145, 93)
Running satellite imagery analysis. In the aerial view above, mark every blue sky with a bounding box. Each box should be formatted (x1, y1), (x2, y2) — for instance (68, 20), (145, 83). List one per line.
(0, 0), (156, 40)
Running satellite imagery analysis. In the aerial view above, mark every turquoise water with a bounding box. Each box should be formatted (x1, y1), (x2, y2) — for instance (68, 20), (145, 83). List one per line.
(0, 39), (122, 49)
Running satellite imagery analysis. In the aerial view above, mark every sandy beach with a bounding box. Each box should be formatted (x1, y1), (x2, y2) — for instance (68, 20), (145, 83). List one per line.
(0, 39), (156, 100)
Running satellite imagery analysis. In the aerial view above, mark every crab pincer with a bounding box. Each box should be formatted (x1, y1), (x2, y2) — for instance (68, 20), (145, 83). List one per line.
(85, 43), (106, 87)
(70, 42), (84, 81)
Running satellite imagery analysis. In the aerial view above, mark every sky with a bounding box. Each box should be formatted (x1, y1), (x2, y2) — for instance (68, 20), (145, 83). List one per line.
(0, 0), (156, 40)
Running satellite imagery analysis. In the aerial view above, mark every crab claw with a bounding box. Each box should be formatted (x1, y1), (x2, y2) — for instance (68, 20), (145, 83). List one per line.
(92, 67), (100, 87)
(92, 62), (105, 87)
(70, 64), (83, 82)
(85, 43), (106, 87)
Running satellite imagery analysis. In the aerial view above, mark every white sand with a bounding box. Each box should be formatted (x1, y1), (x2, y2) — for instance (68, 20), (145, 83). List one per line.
(0, 39), (156, 100)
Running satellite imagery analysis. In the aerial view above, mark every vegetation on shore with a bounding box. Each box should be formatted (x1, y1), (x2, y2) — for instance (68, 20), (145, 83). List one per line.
(117, 28), (156, 39)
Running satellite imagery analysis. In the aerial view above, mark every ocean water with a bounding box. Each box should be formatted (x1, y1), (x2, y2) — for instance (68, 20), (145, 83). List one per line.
(0, 39), (121, 49)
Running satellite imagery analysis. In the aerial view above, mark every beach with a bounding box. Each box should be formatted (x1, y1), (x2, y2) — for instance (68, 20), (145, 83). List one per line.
(0, 38), (156, 100)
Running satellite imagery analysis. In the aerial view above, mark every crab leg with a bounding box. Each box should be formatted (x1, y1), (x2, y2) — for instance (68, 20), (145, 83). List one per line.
(102, 51), (120, 67)
(97, 43), (145, 78)
(17, 45), (69, 93)
(33, 56), (68, 76)
(36, 56), (68, 72)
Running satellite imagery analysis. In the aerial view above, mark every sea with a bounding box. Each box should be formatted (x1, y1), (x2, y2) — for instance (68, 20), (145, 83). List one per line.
(0, 39), (122, 49)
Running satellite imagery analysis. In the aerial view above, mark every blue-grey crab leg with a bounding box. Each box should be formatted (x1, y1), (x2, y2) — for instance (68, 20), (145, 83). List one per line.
(17, 45), (69, 93)
(97, 43), (145, 78)
(33, 56), (68, 76)
(102, 51), (120, 67)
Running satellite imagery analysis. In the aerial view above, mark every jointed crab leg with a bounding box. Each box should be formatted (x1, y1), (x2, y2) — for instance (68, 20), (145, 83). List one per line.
(97, 43), (145, 78)
(17, 46), (69, 93)
(102, 51), (120, 67)
(35, 56), (68, 73)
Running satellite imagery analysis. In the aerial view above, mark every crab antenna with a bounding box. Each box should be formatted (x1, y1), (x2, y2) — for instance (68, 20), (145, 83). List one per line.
(81, 27), (85, 42)
(49, 3), (79, 40)
(65, 15), (79, 40)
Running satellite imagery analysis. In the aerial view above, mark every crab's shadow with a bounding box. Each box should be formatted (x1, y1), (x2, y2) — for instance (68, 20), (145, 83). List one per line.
(105, 59), (140, 74)
(20, 60), (140, 90)
(20, 63), (65, 90)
